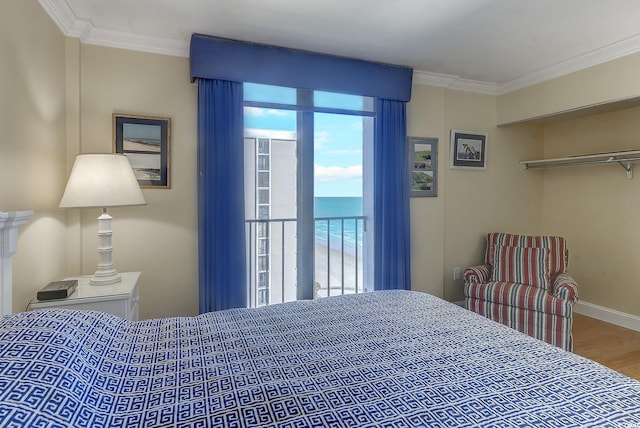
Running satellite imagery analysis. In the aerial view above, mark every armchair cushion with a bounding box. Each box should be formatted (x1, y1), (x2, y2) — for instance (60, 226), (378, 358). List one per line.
(464, 281), (573, 317)
(485, 233), (567, 276)
(491, 245), (551, 289)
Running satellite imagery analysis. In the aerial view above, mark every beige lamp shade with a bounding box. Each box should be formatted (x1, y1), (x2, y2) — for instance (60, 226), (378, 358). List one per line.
(60, 154), (146, 208)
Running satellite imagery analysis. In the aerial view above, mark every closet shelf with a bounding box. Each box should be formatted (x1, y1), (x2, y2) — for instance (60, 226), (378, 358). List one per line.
(520, 149), (640, 179)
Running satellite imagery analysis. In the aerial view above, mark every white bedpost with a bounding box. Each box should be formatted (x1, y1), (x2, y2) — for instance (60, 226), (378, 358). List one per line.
(0, 211), (33, 317)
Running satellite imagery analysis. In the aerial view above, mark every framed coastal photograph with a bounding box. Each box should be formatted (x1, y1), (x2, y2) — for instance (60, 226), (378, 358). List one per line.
(113, 113), (171, 188)
(450, 129), (487, 170)
(408, 137), (437, 197)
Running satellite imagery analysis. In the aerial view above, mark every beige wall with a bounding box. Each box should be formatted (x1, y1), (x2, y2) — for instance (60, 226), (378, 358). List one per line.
(10, 1), (639, 321)
(442, 92), (544, 301)
(407, 85), (446, 297)
(1, 3), (200, 319)
(407, 86), (544, 301)
(498, 52), (640, 126)
(76, 47), (536, 315)
(0, 0), (68, 310)
(498, 52), (640, 318)
(539, 106), (640, 316)
(75, 45), (199, 319)
(1, 1), (545, 316)
(65, 43), (640, 319)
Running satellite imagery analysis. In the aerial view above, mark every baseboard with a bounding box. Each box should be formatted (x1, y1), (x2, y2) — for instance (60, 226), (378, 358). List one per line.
(574, 301), (640, 332)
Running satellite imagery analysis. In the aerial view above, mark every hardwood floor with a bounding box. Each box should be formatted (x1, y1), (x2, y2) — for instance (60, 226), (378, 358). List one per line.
(572, 313), (640, 381)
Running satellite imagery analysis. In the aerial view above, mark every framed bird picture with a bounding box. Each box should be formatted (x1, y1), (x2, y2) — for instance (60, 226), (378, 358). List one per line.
(450, 129), (487, 170)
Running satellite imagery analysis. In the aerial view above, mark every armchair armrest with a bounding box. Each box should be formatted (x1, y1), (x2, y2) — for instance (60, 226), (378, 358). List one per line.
(552, 272), (579, 303)
(464, 264), (491, 285)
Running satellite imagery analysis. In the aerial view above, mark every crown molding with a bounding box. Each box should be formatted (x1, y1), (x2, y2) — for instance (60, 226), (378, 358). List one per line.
(38, 0), (189, 57)
(415, 34), (640, 95)
(449, 78), (499, 95)
(84, 27), (189, 57)
(412, 70), (458, 88)
(498, 33), (640, 95)
(412, 70), (499, 95)
(39, 0), (90, 38)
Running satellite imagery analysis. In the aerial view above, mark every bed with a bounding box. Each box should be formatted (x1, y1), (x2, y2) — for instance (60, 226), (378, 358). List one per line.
(1, 290), (639, 427)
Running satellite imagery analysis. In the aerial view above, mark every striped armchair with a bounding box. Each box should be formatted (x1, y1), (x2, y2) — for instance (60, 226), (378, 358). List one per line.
(463, 233), (579, 351)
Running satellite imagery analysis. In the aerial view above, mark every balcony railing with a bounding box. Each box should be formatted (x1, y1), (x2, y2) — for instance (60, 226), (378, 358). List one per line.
(245, 216), (366, 307)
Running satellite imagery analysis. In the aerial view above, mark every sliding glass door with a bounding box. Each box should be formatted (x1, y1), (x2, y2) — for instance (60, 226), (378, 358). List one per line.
(244, 84), (374, 306)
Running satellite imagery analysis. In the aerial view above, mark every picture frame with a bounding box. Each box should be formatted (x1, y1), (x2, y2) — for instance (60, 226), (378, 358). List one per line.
(113, 113), (171, 188)
(408, 137), (437, 197)
(450, 129), (487, 170)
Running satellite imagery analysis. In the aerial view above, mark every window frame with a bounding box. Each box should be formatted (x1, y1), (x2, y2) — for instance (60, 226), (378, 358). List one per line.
(244, 84), (375, 304)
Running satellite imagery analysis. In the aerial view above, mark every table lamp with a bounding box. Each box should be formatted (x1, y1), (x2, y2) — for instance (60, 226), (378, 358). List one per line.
(59, 154), (146, 285)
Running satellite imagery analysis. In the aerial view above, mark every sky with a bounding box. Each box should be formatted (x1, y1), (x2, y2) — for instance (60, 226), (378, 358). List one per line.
(243, 86), (365, 198)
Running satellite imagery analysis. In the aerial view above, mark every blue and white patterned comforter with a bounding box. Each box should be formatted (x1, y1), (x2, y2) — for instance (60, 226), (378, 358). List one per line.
(1, 290), (639, 427)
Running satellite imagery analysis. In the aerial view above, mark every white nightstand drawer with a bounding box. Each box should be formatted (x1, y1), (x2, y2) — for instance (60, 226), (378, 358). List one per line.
(30, 272), (141, 321)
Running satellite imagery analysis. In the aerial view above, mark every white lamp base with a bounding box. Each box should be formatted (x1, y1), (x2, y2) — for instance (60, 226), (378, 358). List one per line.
(91, 210), (122, 286)
(90, 271), (121, 286)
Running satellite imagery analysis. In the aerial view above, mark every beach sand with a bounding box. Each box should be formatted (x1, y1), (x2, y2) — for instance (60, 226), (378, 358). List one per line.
(124, 139), (161, 152)
(314, 242), (365, 297)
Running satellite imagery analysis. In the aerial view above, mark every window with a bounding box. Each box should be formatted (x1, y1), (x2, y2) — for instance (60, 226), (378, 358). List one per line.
(193, 35), (413, 312)
(258, 155), (269, 170)
(258, 255), (269, 271)
(258, 138), (269, 154)
(258, 172), (269, 187)
(258, 272), (268, 287)
(258, 222), (268, 238)
(244, 83), (374, 307)
(257, 289), (269, 306)
(258, 189), (269, 204)
(258, 239), (269, 255)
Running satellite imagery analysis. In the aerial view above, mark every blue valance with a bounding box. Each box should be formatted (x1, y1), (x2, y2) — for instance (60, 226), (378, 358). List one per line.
(190, 34), (413, 102)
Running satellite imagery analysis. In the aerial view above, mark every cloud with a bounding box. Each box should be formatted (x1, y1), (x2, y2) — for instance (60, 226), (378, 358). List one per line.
(314, 130), (332, 148)
(315, 164), (362, 182)
(244, 106), (265, 117)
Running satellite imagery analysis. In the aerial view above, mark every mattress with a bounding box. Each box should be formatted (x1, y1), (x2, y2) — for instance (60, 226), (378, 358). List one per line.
(0, 290), (639, 427)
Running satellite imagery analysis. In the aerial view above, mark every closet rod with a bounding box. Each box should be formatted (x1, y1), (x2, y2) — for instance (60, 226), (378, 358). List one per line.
(522, 157), (640, 169)
(520, 150), (640, 179)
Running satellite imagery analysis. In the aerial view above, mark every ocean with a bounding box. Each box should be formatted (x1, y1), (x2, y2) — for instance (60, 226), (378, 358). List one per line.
(314, 196), (363, 255)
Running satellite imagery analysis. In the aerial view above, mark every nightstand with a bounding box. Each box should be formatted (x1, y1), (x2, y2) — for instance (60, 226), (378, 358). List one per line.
(29, 271), (140, 321)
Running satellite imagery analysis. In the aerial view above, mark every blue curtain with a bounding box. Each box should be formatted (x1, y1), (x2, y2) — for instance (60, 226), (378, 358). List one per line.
(197, 79), (247, 312)
(374, 98), (412, 291)
(190, 34), (412, 101)
(193, 37), (414, 306)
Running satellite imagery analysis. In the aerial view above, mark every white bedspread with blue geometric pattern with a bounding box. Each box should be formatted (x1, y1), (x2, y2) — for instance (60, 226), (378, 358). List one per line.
(1, 290), (639, 427)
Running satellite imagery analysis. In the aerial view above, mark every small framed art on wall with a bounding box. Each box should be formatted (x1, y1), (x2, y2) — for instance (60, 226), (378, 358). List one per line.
(450, 129), (487, 170)
(408, 137), (438, 197)
(113, 113), (171, 188)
